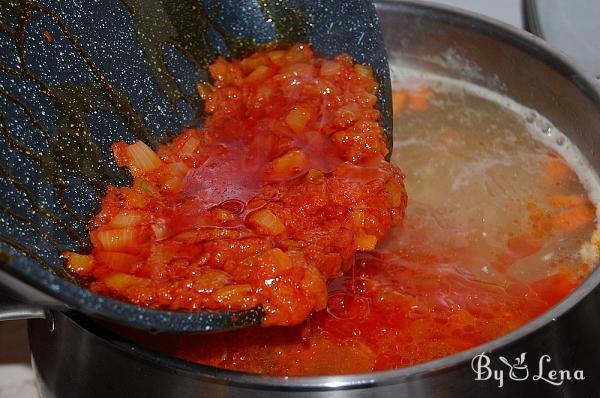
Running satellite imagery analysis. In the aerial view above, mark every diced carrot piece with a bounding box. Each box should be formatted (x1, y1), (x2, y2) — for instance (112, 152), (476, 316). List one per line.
(285, 107), (311, 133)
(208, 57), (241, 85)
(208, 58), (228, 81)
(409, 87), (431, 111)
(356, 92), (378, 107)
(544, 155), (573, 185)
(248, 209), (285, 235)
(355, 231), (377, 251)
(552, 204), (596, 233)
(547, 194), (588, 208)
(392, 90), (408, 116)
(63, 252), (94, 276)
(126, 141), (163, 174)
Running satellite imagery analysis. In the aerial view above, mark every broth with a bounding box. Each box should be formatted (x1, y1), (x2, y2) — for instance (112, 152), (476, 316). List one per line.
(389, 69), (597, 286)
(119, 70), (599, 375)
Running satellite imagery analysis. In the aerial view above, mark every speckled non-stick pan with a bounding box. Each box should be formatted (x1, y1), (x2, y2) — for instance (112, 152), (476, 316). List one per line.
(0, 0), (392, 333)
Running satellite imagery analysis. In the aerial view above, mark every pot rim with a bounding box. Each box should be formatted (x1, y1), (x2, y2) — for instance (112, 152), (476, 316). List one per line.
(62, 0), (600, 391)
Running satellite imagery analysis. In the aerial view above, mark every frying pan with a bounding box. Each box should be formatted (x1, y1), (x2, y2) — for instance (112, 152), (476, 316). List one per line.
(24, 2), (600, 397)
(0, 0), (392, 333)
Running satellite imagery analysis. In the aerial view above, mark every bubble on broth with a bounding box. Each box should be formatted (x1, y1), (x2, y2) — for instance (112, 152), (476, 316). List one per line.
(389, 65), (600, 281)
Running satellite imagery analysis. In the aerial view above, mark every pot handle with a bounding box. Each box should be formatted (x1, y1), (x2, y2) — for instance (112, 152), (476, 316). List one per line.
(0, 269), (64, 322)
(0, 293), (45, 321)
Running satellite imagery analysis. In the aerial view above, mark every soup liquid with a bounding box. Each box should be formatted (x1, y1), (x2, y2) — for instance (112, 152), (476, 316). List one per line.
(121, 74), (597, 375)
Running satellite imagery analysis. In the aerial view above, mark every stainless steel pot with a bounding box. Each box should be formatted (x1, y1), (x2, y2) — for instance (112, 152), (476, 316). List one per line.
(22, 1), (600, 397)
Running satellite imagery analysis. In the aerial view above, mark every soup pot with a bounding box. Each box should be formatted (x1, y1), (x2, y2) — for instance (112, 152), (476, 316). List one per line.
(8, 1), (600, 397)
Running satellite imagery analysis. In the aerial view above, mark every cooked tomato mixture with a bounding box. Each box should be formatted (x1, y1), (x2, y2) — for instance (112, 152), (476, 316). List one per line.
(66, 43), (596, 375)
(63, 44), (407, 326)
(113, 73), (596, 376)
(122, 230), (588, 375)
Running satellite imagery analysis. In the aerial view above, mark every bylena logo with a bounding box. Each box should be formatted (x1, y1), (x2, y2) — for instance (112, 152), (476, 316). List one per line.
(471, 352), (585, 388)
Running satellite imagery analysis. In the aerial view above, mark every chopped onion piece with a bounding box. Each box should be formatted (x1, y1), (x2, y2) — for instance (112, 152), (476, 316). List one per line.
(64, 252), (94, 276)
(180, 137), (201, 157)
(269, 248), (292, 269)
(161, 162), (189, 192)
(96, 251), (140, 273)
(103, 273), (149, 290)
(151, 218), (168, 240)
(133, 178), (157, 194)
(248, 209), (285, 235)
(110, 211), (143, 228)
(320, 60), (342, 77)
(285, 107), (311, 133)
(354, 64), (373, 79)
(212, 284), (257, 308)
(268, 150), (307, 180)
(267, 50), (285, 64)
(127, 141), (163, 173)
(95, 228), (137, 252)
(246, 65), (273, 84)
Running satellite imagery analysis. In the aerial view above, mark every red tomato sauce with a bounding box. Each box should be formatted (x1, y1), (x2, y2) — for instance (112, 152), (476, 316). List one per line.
(63, 44), (407, 326)
(66, 44), (592, 375)
(119, 223), (587, 375)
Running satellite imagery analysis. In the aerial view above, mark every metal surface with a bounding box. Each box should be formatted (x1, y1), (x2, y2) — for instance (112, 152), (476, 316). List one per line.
(0, 0), (390, 333)
(28, 1), (600, 396)
(0, 294), (44, 322)
(524, 0), (600, 81)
